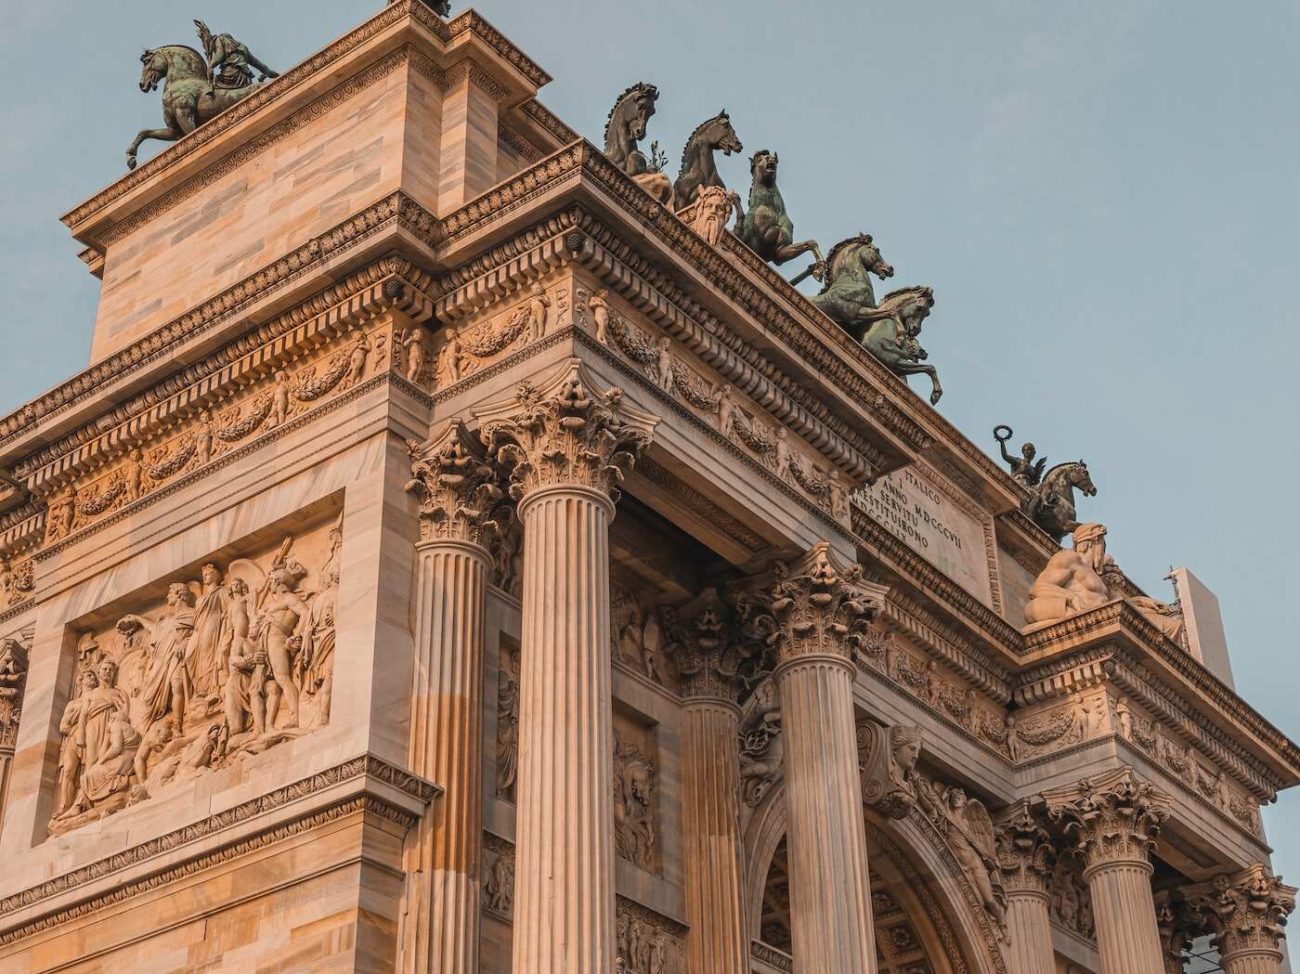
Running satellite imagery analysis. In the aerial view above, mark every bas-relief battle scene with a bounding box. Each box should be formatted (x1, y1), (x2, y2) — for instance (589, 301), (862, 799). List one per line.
(0, 1), (1294, 973)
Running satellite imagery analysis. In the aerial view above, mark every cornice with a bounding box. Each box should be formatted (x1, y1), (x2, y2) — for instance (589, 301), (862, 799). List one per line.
(1, 198), (441, 454)
(880, 590), (1012, 702)
(0, 755), (435, 939)
(517, 98), (580, 147)
(444, 10), (552, 89)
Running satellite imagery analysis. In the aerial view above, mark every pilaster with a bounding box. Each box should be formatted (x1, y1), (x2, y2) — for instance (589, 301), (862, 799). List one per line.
(398, 421), (504, 974)
(1043, 768), (1172, 974)
(736, 543), (888, 974)
(675, 589), (750, 974)
(995, 802), (1057, 974)
(476, 360), (657, 974)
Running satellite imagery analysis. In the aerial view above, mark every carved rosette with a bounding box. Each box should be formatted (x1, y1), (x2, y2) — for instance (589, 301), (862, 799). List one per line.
(736, 542), (887, 670)
(996, 802), (1055, 896)
(1191, 866), (1297, 964)
(1043, 767), (1172, 873)
(476, 360), (658, 506)
(405, 421), (504, 549)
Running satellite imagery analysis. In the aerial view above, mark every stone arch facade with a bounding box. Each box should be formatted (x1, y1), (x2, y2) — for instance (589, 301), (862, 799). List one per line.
(743, 782), (1008, 974)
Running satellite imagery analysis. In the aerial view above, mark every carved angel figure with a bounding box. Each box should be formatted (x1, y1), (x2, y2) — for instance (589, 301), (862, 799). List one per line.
(921, 783), (1007, 924)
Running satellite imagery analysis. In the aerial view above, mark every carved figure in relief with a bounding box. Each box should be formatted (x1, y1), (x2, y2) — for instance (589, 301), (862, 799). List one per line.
(527, 284), (551, 343)
(920, 782), (1006, 924)
(993, 425), (1047, 488)
(688, 185), (735, 246)
(438, 327), (464, 384)
(773, 428), (791, 480)
(270, 370), (292, 427)
(1023, 523), (1113, 627)
(495, 645), (520, 799)
(135, 584), (199, 734)
(46, 489), (74, 542)
(674, 109), (743, 208)
(123, 449), (146, 502)
(1114, 697), (1133, 740)
(613, 738), (657, 869)
(55, 669), (99, 815)
(588, 289), (611, 344)
(195, 410), (215, 466)
(714, 384), (735, 437)
(298, 520), (341, 724)
(735, 150), (823, 272)
(652, 337), (674, 394)
(255, 552), (311, 730)
(128, 26), (276, 170)
(404, 329), (427, 383)
(604, 83), (675, 207)
(484, 848), (515, 914)
(224, 577), (268, 736)
(187, 564), (233, 706)
(344, 332), (370, 389)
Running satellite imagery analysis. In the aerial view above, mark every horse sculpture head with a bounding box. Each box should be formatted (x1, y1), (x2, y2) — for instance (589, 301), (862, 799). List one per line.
(139, 49), (166, 92)
(698, 110), (743, 157)
(877, 286), (935, 335)
(821, 234), (895, 291)
(1067, 460), (1097, 497)
(750, 150), (779, 188)
(604, 82), (660, 151)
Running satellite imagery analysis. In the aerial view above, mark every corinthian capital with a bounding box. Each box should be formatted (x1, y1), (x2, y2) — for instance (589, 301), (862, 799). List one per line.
(735, 542), (887, 667)
(405, 421), (504, 548)
(995, 801), (1056, 895)
(1042, 767), (1171, 870)
(1190, 865), (1297, 961)
(672, 589), (754, 702)
(475, 360), (658, 504)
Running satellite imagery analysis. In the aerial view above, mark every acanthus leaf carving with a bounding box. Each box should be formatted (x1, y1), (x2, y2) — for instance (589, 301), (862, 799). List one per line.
(1042, 767), (1171, 870)
(405, 421), (504, 548)
(994, 801), (1055, 895)
(1188, 864), (1297, 961)
(476, 360), (658, 503)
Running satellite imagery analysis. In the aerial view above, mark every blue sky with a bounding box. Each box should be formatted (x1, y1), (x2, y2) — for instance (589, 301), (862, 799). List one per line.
(0, 0), (1295, 885)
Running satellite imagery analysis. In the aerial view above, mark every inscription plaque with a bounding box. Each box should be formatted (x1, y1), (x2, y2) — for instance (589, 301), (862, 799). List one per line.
(854, 464), (995, 607)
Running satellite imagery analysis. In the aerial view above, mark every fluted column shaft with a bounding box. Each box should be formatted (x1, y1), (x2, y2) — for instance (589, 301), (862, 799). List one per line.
(401, 539), (490, 974)
(1084, 857), (1165, 973)
(512, 485), (618, 974)
(1220, 948), (1285, 974)
(681, 698), (748, 974)
(777, 653), (878, 974)
(1003, 887), (1055, 974)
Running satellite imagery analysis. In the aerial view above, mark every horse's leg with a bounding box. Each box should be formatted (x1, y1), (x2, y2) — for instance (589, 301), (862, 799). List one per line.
(126, 127), (180, 170)
(884, 362), (944, 405)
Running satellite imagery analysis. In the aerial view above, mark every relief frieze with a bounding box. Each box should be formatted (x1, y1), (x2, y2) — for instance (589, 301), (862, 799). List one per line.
(48, 510), (342, 836)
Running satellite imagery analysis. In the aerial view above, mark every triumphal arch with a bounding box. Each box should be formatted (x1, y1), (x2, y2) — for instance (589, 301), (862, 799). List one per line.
(0, 3), (1293, 973)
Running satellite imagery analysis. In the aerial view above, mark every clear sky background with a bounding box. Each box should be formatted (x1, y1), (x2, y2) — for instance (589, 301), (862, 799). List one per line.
(1, 0), (1295, 884)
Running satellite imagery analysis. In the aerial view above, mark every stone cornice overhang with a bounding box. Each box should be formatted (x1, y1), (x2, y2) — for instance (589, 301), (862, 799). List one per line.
(430, 141), (942, 480)
(1018, 601), (1300, 792)
(62, 2), (547, 251)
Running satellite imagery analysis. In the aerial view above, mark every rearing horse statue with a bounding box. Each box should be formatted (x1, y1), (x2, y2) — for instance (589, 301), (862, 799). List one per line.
(811, 235), (945, 404)
(127, 43), (266, 170)
(735, 150), (823, 270)
(674, 109), (743, 210)
(603, 83), (675, 207)
(1023, 461), (1097, 541)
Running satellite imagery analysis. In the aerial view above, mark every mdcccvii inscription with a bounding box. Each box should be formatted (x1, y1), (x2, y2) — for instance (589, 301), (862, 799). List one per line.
(854, 465), (995, 606)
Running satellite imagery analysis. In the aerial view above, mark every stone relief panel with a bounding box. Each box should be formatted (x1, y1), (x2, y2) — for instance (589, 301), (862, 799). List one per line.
(48, 510), (342, 837)
(611, 584), (677, 691)
(1009, 689), (1109, 763)
(0, 555), (35, 609)
(494, 638), (520, 803)
(578, 286), (850, 522)
(38, 321), (388, 549)
(914, 772), (1007, 931)
(612, 714), (659, 874)
(429, 282), (570, 394)
(482, 833), (515, 918)
(1047, 855), (1096, 942)
(1112, 694), (1264, 838)
(739, 675), (783, 808)
(616, 897), (685, 974)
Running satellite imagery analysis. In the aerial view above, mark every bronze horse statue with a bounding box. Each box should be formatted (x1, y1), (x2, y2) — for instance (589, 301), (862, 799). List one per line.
(811, 236), (944, 404)
(127, 40), (270, 170)
(674, 109), (743, 209)
(1023, 460), (1097, 541)
(735, 150), (823, 270)
(603, 83), (674, 207)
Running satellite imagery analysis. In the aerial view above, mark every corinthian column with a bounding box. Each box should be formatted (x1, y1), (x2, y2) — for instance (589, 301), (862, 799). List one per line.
(1192, 865), (1297, 974)
(995, 802), (1057, 974)
(675, 590), (750, 974)
(738, 543), (888, 974)
(1044, 768), (1172, 974)
(477, 361), (658, 974)
(398, 422), (504, 974)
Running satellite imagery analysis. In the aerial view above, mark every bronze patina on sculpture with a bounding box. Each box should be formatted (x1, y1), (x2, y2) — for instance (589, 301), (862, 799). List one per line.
(994, 427), (1097, 540)
(735, 150), (824, 272)
(604, 83), (675, 208)
(673, 109), (743, 209)
(127, 20), (278, 170)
